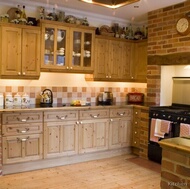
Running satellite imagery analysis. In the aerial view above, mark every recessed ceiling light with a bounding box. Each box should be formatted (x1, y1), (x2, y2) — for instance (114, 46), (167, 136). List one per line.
(79, 0), (140, 9)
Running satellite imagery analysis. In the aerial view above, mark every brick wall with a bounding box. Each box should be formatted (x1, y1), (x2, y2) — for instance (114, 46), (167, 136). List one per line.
(161, 149), (190, 189)
(147, 1), (190, 105)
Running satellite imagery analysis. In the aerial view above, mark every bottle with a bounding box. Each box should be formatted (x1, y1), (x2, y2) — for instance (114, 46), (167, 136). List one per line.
(21, 5), (26, 19)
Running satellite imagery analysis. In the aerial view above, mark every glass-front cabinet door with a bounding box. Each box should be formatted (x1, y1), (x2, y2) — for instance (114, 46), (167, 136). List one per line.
(41, 24), (69, 70)
(70, 28), (94, 72)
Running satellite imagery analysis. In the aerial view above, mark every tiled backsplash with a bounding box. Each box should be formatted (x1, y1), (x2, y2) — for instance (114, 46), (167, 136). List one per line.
(0, 86), (147, 105)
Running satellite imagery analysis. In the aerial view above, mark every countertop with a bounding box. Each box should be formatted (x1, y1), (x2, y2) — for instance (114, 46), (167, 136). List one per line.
(159, 137), (190, 155)
(0, 102), (149, 112)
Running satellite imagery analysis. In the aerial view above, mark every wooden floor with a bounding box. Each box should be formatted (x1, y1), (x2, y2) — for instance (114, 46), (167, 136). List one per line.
(0, 154), (161, 189)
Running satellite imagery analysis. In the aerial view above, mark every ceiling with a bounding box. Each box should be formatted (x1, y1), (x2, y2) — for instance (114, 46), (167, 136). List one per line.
(2, 0), (187, 23)
(28, 0), (186, 22)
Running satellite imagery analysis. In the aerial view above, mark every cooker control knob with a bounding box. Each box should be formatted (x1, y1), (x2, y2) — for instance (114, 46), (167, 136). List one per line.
(168, 115), (171, 119)
(177, 117), (180, 120)
(180, 117), (183, 121)
(184, 118), (187, 122)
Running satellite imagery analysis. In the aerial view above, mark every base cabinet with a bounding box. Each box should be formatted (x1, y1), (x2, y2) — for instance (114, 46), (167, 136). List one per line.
(79, 119), (109, 153)
(3, 134), (43, 164)
(44, 121), (78, 158)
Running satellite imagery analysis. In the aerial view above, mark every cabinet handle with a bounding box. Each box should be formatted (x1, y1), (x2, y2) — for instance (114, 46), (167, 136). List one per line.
(66, 66), (69, 69)
(135, 121), (138, 124)
(80, 121), (83, 124)
(18, 72), (21, 75)
(70, 67), (73, 69)
(110, 119), (113, 122)
(134, 141), (137, 144)
(22, 72), (26, 75)
(17, 136), (29, 142)
(135, 131), (137, 134)
(17, 117), (29, 122)
(76, 121), (80, 124)
(17, 128), (30, 133)
(109, 76), (111, 78)
(135, 112), (138, 115)
(117, 112), (125, 116)
(90, 114), (99, 118)
(56, 115), (68, 120)
(106, 75), (108, 78)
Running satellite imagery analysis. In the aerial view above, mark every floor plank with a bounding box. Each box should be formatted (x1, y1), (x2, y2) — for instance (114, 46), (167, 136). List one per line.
(0, 154), (161, 189)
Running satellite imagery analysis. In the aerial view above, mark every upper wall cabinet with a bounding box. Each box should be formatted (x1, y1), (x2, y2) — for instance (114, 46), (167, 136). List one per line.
(131, 40), (147, 82)
(87, 36), (132, 81)
(0, 23), (41, 79)
(86, 36), (147, 83)
(39, 20), (95, 73)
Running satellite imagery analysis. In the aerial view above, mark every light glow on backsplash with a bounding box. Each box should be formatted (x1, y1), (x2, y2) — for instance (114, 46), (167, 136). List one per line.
(0, 73), (147, 104)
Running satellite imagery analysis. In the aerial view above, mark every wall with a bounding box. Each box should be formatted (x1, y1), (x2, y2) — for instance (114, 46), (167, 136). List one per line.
(147, 1), (190, 105)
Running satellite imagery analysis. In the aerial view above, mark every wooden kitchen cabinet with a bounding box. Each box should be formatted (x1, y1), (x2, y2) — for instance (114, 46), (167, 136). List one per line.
(0, 23), (41, 79)
(132, 107), (141, 155)
(109, 108), (132, 149)
(44, 110), (79, 158)
(90, 36), (131, 81)
(131, 40), (147, 82)
(79, 109), (109, 153)
(2, 111), (43, 164)
(39, 20), (95, 73)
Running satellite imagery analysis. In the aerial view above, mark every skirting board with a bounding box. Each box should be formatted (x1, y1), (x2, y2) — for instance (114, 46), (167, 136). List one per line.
(3, 147), (132, 175)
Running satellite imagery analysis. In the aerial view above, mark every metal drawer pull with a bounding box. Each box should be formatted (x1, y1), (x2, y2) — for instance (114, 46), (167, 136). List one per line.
(17, 117), (29, 122)
(117, 112), (125, 116)
(17, 136), (29, 142)
(17, 128), (30, 133)
(56, 115), (68, 120)
(90, 114), (100, 118)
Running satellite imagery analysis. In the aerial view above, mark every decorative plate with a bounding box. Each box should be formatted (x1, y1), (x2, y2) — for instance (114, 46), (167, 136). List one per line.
(7, 7), (22, 22)
(65, 15), (77, 24)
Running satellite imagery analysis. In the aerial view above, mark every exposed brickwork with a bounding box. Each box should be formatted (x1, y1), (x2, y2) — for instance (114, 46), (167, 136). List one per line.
(161, 148), (190, 189)
(147, 1), (190, 105)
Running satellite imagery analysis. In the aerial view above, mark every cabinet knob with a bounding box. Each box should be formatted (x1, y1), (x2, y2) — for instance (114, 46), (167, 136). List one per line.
(109, 76), (111, 78)
(135, 131), (137, 134)
(70, 67), (73, 69)
(135, 112), (138, 115)
(18, 72), (21, 75)
(106, 75), (108, 78)
(134, 141), (137, 144)
(110, 119), (113, 122)
(135, 121), (138, 124)
(22, 72), (26, 75)
(67, 67), (69, 69)
(131, 76), (134, 79)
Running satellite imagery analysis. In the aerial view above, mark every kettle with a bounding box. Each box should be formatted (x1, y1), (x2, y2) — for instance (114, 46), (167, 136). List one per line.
(40, 89), (53, 106)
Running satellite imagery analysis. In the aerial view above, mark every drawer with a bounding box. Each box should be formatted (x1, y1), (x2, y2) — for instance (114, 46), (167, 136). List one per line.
(110, 108), (132, 118)
(80, 109), (109, 120)
(2, 123), (43, 136)
(133, 108), (141, 118)
(2, 112), (43, 125)
(44, 110), (78, 122)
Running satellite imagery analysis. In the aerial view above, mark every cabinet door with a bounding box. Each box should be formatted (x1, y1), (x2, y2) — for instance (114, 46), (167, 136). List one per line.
(109, 118), (132, 149)
(108, 40), (121, 79)
(3, 134), (43, 164)
(44, 121), (78, 158)
(22, 28), (41, 77)
(79, 119), (109, 153)
(132, 40), (147, 81)
(70, 28), (94, 71)
(94, 38), (109, 79)
(0, 26), (21, 76)
(41, 24), (69, 69)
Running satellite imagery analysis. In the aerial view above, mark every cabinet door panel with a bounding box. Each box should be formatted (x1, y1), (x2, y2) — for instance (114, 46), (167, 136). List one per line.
(1, 26), (21, 76)
(22, 29), (40, 76)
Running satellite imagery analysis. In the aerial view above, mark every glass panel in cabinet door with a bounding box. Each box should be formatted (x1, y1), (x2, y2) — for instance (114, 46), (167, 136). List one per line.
(83, 33), (92, 67)
(56, 29), (66, 66)
(72, 31), (82, 67)
(44, 28), (55, 65)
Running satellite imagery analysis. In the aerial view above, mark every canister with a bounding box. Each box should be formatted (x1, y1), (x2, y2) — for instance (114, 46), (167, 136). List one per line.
(13, 93), (21, 106)
(5, 93), (13, 106)
(0, 93), (4, 106)
(21, 93), (30, 106)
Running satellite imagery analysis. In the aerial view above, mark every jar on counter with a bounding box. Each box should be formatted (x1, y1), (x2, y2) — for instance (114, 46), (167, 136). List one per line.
(21, 93), (30, 106)
(5, 93), (13, 106)
(13, 93), (21, 106)
(0, 93), (4, 106)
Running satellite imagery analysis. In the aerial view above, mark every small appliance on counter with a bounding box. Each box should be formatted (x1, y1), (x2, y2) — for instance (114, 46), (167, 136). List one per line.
(98, 91), (113, 105)
(127, 93), (144, 104)
(40, 89), (53, 107)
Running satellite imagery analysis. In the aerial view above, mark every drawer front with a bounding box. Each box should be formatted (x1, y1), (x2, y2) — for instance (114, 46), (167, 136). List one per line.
(80, 109), (109, 120)
(44, 110), (78, 122)
(110, 108), (132, 118)
(133, 108), (141, 118)
(2, 112), (43, 125)
(2, 123), (43, 136)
